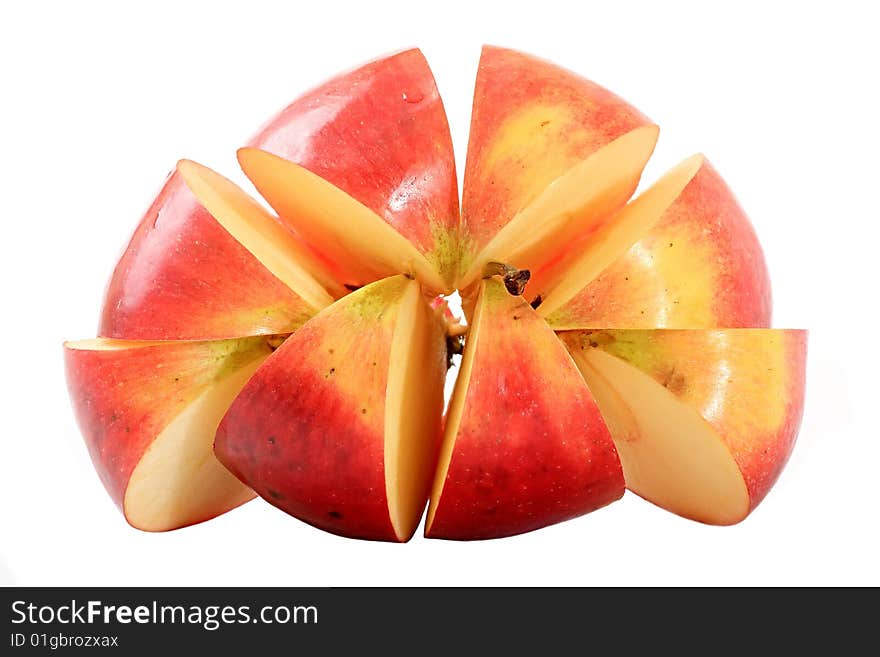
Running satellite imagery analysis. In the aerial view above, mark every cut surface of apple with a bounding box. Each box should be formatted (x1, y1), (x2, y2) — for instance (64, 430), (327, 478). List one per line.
(461, 45), (651, 268)
(545, 159), (772, 329)
(64, 336), (276, 531)
(426, 278), (624, 540)
(560, 329), (807, 524)
(247, 48), (460, 287)
(529, 154), (704, 316)
(458, 125), (659, 291)
(215, 275), (446, 542)
(239, 148), (448, 294)
(101, 171), (322, 340)
(177, 159), (345, 303)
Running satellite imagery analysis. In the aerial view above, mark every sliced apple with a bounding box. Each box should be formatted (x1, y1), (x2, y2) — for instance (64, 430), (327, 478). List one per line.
(177, 159), (345, 302)
(560, 329), (807, 524)
(460, 45), (652, 271)
(545, 159), (772, 329)
(247, 48), (460, 287)
(239, 148), (448, 294)
(101, 171), (325, 340)
(215, 275), (446, 542)
(458, 125), (659, 291)
(529, 154), (704, 316)
(426, 278), (624, 540)
(64, 336), (277, 531)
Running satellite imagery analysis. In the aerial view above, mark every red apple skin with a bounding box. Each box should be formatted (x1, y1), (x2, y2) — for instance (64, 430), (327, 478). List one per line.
(100, 172), (315, 340)
(545, 160), (772, 329)
(427, 280), (624, 540)
(248, 49), (460, 286)
(215, 277), (415, 541)
(461, 45), (650, 257)
(63, 337), (269, 521)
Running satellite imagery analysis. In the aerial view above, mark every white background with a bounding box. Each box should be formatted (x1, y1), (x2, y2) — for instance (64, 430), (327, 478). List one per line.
(1, 0), (877, 586)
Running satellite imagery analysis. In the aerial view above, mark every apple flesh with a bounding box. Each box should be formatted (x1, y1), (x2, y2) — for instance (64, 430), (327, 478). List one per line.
(426, 278), (624, 540)
(460, 45), (652, 274)
(245, 48), (460, 288)
(215, 275), (447, 542)
(64, 336), (277, 531)
(560, 329), (807, 524)
(238, 148), (448, 294)
(543, 159), (772, 329)
(100, 169), (327, 340)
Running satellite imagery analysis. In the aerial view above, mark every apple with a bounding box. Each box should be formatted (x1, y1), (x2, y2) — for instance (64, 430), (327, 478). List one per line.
(243, 48), (460, 290)
(64, 336), (277, 531)
(456, 125), (660, 292)
(559, 329), (807, 524)
(460, 45), (651, 267)
(101, 163), (341, 341)
(536, 157), (772, 329)
(426, 278), (623, 540)
(66, 45), (807, 538)
(215, 276), (447, 541)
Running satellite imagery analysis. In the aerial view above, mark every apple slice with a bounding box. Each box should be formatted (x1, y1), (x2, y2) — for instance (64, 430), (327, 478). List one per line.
(559, 329), (807, 524)
(246, 48), (459, 288)
(426, 278), (624, 540)
(544, 159), (772, 329)
(239, 148), (448, 295)
(460, 45), (652, 272)
(528, 154), (704, 315)
(101, 170), (329, 340)
(458, 125), (658, 291)
(64, 336), (277, 531)
(177, 159), (345, 302)
(215, 275), (447, 542)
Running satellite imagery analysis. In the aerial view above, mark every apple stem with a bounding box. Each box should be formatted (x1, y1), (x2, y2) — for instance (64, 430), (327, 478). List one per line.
(445, 334), (464, 369)
(483, 262), (531, 296)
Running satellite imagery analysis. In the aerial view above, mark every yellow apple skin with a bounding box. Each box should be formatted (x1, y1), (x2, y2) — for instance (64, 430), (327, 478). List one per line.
(560, 329), (807, 518)
(545, 160), (772, 329)
(460, 45), (651, 272)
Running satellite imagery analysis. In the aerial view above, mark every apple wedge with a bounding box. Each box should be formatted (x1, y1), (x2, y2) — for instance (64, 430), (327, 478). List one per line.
(101, 167), (336, 340)
(64, 336), (277, 531)
(559, 329), (807, 524)
(215, 275), (446, 542)
(544, 159), (772, 329)
(460, 45), (652, 277)
(176, 159), (345, 301)
(457, 125), (659, 291)
(426, 278), (624, 540)
(245, 48), (459, 288)
(527, 154), (704, 314)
